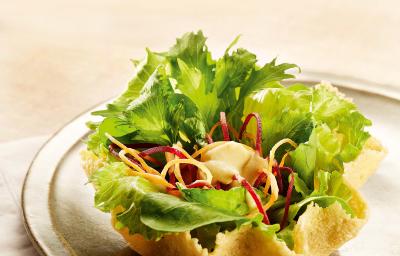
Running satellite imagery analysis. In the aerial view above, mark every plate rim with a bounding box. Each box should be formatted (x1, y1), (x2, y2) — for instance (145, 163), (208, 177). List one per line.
(21, 73), (400, 256)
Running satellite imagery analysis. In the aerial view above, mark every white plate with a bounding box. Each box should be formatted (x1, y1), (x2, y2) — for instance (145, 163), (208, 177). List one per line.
(22, 75), (400, 255)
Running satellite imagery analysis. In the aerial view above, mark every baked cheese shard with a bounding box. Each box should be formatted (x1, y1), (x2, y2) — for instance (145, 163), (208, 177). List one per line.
(344, 136), (387, 189)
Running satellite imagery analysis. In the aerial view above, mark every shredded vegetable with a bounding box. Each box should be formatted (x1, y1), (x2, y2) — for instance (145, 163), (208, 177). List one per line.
(139, 146), (188, 159)
(206, 112), (241, 144)
(220, 112), (230, 141)
(273, 166), (284, 192)
(264, 138), (297, 194)
(161, 158), (213, 185)
(106, 133), (159, 175)
(105, 113), (300, 224)
(239, 112), (263, 155)
(234, 174), (270, 225)
(186, 180), (212, 189)
(262, 171), (279, 211)
(279, 152), (290, 167)
(279, 167), (294, 230)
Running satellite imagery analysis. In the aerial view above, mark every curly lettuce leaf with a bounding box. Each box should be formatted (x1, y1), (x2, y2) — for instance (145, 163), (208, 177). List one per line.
(88, 31), (299, 154)
(94, 66), (207, 147)
(214, 48), (256, 98)
(175, 57), (219, 129)
(311, 85), (371, 162)
(96, 68), (173, 144)
(242, 83), (371, 188)
(238, 59), (298, 100)
(214, 47), (257, 125)
(243, 85), (314, 156)
(93, 49), (166, 118)
(290, 124), (342, 187)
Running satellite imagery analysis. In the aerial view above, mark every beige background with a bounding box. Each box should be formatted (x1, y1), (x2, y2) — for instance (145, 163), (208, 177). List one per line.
(1, 0), (399, 142)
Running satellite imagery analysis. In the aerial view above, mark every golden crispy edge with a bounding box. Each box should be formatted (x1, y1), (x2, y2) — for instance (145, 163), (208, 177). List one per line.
(111, 209), (207, 256)
(343, 136), (387, 189)
(112, 212), (298, 256)
(293, 184), (367, 256)
(211, 225), (297, 256)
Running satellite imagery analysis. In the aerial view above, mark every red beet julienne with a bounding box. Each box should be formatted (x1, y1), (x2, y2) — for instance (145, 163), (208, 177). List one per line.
(109, 143), (163, 166)
(206, 112), (241, 143)
(279, 166), (295, 230)
(139, 146), (187, 159)
(273, 166), (284, 192)
(140, 146), (189, 183)
(219, 112), (230, 141)
(253, 166), (283, 192)
(233, 174), (270, 225)
(253, 172), (266, 188)
(252, 165), (295, 229)
(239, 112), (263, 156)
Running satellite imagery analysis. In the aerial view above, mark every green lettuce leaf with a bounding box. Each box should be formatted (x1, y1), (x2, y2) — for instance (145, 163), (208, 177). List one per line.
(312, 171), (352, 201)
(311, 85), (371, 162)
(214, 47), (257, 126)
(175, 58), (218, 129)
(290, 124), (343, 187)
(243, 85), (314, 156)
(271, 170), (354, 224)
(95, 66), (207, 147)
(180, 187), (250, 215)
(88, 31), (300, 153)
(90, 162), (164, 239)
(277, 221), (296, 250)
(96, 67), (174, 145)
(90, 162), (278, 240)
(93, 49), (166, 117)
(238, 59), (298, 100)
(140, 192), (248, 232)
(190, 223), (223, 250)
(292, 173), (311, 198)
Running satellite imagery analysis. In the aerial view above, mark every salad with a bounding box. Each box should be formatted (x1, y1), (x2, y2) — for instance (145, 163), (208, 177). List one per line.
(81, 31), (386, 256)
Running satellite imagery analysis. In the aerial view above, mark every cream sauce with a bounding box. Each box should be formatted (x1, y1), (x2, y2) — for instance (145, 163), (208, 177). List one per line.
(201, 141), (267, 184)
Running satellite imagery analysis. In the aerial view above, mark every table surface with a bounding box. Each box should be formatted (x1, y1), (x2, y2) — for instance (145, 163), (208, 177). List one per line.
(1, 0), (399, 142)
